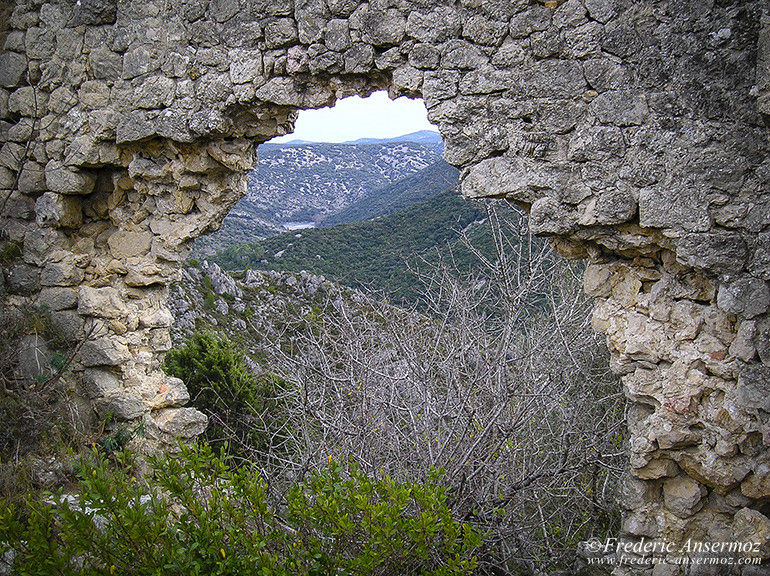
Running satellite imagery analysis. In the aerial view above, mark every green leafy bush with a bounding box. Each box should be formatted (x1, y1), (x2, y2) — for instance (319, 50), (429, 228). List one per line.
(0, 443), (481, 575)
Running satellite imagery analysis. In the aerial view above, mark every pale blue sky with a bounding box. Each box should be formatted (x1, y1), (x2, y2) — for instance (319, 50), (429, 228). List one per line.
(271, 91), (438, 143)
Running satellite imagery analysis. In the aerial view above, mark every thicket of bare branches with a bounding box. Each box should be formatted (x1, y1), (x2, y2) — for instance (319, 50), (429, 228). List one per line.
(232, 203), (626, 575)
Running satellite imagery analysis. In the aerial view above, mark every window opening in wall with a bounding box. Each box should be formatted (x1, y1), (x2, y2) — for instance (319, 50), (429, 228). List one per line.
(176, 90), (623, 576)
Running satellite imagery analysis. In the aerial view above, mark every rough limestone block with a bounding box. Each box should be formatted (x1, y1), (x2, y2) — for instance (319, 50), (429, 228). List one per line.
(0, 52), (28, 88)
(48, 310), (84, 341)
(78, 337), (131, 367)
(44, 160), (96, 195)
(8, 86), (48, 116)
(73, 0), (117, 26)
(633, 458), (680, 480)
(441, 39), (488, 69)
(740, 464), (770, 499)
(391, 64), (422, 94)
(730, 320), (757, 362)
(621, 506), (659, 537)
(107, 230), (154, 259)
(6, 263), (41, 295)
(40, 258), (86, 287)
(735, 364), (770, 413)
(148, 377), (190, 410)
(38, 287), (78, 311)
(324, 19), (351, 51)
(35, 192), (83, 228)
(152, 407), (208, 438)
(88, 45), (122, 79)
(663, 475), (706, 518)
(17, 335), (51, 383)
(717, 278), (770, 319)
(95, 393), (145, 421)
(77, 286), (127, 318)
(405, 7), (462, 43)
(350, 5), (406, 46)
(229, 49), (263, 84)
(139, 308), (174, 328)
(733, 508), (770, 558)
(17, 161), (46, 194)
(264, 19), (298, 49)
(115, 110), (156, 144)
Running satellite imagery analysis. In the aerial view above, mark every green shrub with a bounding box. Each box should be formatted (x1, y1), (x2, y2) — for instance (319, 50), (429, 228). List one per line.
(203, 291), (217, 310)
(163, 332), (291, 458)
(0, 443), (481, 575)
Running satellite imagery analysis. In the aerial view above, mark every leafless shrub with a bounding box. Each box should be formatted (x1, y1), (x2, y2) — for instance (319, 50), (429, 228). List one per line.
(238, 202), (625, 575)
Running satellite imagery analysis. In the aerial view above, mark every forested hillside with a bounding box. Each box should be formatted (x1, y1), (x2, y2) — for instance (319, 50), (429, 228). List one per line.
(321, 159), (459, 226)
(212, 190), (493, 304)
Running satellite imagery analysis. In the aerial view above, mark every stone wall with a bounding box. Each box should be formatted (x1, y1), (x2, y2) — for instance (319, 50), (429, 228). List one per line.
(1, 0), (768, 573)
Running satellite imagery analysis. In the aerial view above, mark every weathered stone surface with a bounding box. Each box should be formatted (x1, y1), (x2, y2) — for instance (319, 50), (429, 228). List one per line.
(634, 458), (680, 480)
(8, 87), (48, 116)
(80, 368), (122, 399)
(49, 310), (84, 341)
(152, 407), (208, 438)
(406, 7), (461, 43)
(740, 464), (770, 500)
(350, 5), (405, 46)
(44, 161), (96, 195)
(95, 393), (145, 421)
(107, 230), (154, 259)
(147, 376), (190, 410)
(662, 476), (706, 518)
(6, 263), (41, 296)
(139, 308), (174, 328)
(717, 278), (770, 319)
(77, 286), (127, 319)
(40, 257), (86, 287)
(229, 49), (263, 84)
(0, 52), (27, 88)
(733, 508), (770, 558)
(73, 0), (117, 26)
(35, 192), (82, 229)
(78, 337), (131, 367)
(38, 287), (78, 311)
(17, 335), (51, 383)
(89, 45), (122, 79)
(116, 111), (156, 144)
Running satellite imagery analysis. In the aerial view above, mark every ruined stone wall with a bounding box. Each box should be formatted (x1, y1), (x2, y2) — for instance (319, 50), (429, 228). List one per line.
(1, 0), (768, 572)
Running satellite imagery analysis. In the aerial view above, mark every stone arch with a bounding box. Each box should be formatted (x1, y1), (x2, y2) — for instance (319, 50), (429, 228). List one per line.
(2, 0), (770, 569)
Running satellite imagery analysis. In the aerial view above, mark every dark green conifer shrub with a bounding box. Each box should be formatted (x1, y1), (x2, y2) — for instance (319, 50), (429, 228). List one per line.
(162, 332), (291, 458)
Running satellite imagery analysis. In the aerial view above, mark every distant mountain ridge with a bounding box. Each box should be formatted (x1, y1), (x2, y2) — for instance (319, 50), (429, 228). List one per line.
(269, 130), (442, 148)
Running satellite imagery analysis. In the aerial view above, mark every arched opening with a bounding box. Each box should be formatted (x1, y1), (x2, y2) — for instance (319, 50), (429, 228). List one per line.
(166, 90), (625, 573)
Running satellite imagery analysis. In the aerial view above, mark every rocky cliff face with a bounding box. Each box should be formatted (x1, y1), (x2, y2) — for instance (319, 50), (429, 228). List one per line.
(1, 0), (769, 572)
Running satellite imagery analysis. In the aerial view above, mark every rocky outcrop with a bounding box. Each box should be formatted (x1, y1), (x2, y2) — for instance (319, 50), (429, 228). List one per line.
(1, 0), (769, 572)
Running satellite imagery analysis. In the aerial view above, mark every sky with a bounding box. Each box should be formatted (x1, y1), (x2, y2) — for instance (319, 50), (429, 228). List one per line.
(271, 91), (438, 143)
